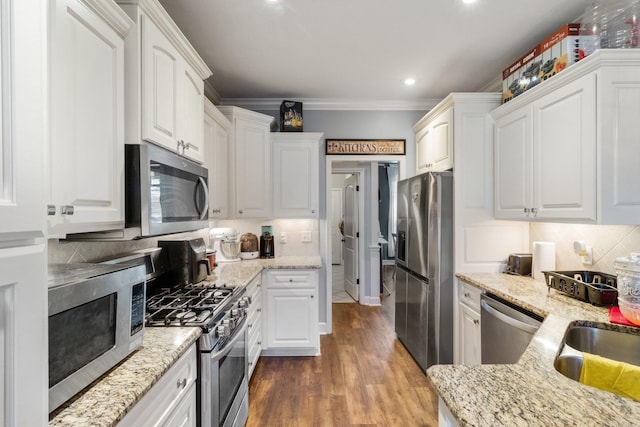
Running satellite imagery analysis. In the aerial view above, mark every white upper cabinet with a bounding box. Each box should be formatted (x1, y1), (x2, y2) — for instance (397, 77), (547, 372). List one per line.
(272, 133), (323, 218)
(48, 0), (133, 237)
(204, 99), (232, 219)
(492, 50), (639, 224)
(414, 107), (453, 173)
(119, 0), (211, 163)
(218, 106), (274, 219)
(0, 0), (44, 238)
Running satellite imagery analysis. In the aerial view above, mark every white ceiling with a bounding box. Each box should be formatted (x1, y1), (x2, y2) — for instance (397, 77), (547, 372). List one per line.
(159, 0), (593, 109)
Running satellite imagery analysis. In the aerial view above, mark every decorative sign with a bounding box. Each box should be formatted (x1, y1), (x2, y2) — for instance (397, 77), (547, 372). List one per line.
(325, 139), (405, 155)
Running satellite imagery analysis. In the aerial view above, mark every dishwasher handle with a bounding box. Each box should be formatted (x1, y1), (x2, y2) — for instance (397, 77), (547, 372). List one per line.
(480, 299), (539, 335)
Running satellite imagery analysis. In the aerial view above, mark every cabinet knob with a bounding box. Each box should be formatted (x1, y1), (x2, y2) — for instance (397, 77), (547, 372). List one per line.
(257, 308), (261, 312)
(61, 205), (74, 215)
(47, 205), (56, 216)
(311, 209), (315, 214)
(238, 209), (243, 214)
(310, 295), (314, 298)
(524, 207), (530, 215)
(531, 207), (538, 217)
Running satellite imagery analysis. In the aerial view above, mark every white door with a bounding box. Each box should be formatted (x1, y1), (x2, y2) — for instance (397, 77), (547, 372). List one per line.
(331, 188), (343, 265)
(343, 175), (359, 301)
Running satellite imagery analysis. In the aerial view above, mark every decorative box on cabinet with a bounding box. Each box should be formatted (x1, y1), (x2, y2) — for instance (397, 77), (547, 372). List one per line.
(262, 269), (320, 356)
(118, 0), (211, 164)
(204, 99), (232, 219)
(245, 274), (262, 379)
(414, 107), (452, 173)
(457, 280), (482, 366)
(118, 343), (197, 427)
(48, 0), (133, 237)
(271, 133), (323, 218)
(218, 106), (274, 219)
(491, 49), (640, 224)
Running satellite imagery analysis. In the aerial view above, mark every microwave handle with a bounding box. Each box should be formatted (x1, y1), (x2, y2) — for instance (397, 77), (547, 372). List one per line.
(196, 177), (209, 220)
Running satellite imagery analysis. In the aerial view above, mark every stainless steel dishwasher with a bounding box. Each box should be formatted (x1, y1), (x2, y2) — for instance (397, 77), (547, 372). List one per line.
(480, 293), (543, 364)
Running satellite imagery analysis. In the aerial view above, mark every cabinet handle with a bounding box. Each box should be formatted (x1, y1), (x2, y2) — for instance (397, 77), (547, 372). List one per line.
(310, 295), (314, 298)
(311, 209), (315, 214)
(531, 207), (538, 217)
(249, 361), (253, 366)
(257, 284), (261, 288)
(212, 208), (221, 214)
(257, 308), (261, 312)
(176, 378), (187, 389)
(238, 209), (243, 214)
(524, 207), (530, 216)
(61, 205), (74, 215)
(248, 323), (253, 328)
(257, 341), (261, 345)
(177, 140), (185, 153)
(47, 205), (56, 215)
(464, 292), (470, 298)
(473, 319), (480, 325)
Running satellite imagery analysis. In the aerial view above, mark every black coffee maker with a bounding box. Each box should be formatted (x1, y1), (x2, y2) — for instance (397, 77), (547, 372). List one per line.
(259, 231), (275, 259)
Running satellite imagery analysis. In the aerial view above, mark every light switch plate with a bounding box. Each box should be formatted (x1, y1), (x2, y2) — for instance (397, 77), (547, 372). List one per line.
(280, 232), (287, 243)
(301, 231), (312, 243)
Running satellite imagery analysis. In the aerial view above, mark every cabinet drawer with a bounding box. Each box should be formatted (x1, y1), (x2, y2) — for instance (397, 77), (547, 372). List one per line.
(458, 280), (482, 312)
(118, 343), (197, 427)
(247, 304), (262, 339)
(266, 270), (316, 288)
(245, 275), (262, 301)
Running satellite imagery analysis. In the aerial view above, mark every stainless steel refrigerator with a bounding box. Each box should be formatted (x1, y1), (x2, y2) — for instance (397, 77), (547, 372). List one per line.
(395, 171), (453, 372)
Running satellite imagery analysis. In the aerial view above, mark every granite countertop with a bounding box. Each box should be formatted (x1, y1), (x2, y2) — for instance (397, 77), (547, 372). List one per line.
(48, 256), (321, 426)
(49, 327), (201, 427)
(427, 273), (640, 427)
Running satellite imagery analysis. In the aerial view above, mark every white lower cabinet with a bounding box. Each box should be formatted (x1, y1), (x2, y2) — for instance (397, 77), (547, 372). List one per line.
(262, 270), (319, 356)
(118, 343), (197, 427)
(438, 397), (461, 427)
(245, 274), (262, 379)
(457, 279), (482, 366)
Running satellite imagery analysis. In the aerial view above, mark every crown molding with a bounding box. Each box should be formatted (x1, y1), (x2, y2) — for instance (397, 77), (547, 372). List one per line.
(204, 80), (221, 105)
(477, 74), (503, 93)
(218, 97), (440, 111)
(81, 0), (134, 38)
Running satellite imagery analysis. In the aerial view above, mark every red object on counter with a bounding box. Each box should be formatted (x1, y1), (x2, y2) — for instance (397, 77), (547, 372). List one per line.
(609, 306), (638, 327)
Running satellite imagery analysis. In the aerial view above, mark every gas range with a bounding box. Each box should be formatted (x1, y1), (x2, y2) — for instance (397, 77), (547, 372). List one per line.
(145, 282), (250, 351)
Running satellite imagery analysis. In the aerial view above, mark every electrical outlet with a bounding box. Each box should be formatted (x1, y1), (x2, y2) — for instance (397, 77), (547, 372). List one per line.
(301, 231), (312, 243)
(280, 232), (287, 243)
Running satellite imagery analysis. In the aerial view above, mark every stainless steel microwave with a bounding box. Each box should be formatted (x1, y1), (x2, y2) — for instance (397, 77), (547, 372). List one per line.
(48, 263), (146, 412)
(126, 144), (209, 237)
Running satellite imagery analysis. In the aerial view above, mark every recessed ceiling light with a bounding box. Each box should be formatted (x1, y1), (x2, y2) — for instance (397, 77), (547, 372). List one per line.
(462, 0), (477, 4)
(404, 78), (416, 86)
(266, 0), (280, 3)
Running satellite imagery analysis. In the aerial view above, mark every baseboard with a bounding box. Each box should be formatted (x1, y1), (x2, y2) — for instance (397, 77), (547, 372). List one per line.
(319, 322), (329, 335)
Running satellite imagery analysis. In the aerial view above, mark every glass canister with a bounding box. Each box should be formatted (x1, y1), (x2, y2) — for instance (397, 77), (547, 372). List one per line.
(614, 253), (640, 299)
(581, 0), (640, 49)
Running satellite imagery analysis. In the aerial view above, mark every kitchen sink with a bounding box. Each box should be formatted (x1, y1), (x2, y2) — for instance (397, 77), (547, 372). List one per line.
(554, 324), (640, 381)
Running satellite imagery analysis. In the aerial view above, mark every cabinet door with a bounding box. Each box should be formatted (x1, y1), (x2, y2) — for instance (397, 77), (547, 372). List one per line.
(162, 383), (197, 427)
(234, 117), (271, 218)
(459, 304), (481, 366)
(429, 109), (453, 171)
(142, 15), (180, 152)
(0, 244), (47, 427)
(494, 106), (533, 220)
(49, 0), (125, 235)
(204, 106), (230, 218)
(415, 128), (430, 174)
(272, 138), (319, 218)
(0, 0), (43, 237)
(266, 288), (317, 348)
(180, 61), (204, 163)
(532, 73), (596, 221)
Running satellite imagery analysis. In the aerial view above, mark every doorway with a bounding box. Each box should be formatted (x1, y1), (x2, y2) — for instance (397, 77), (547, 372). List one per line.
(330, 172), (361, 304)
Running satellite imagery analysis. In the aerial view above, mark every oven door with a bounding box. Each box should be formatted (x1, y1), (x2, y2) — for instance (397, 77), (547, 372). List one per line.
(200, 322), (248, 427)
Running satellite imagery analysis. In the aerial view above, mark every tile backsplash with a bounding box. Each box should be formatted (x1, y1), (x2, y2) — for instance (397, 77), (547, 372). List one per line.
(48, 219), (320, 264)
(530, 223), (640, 275)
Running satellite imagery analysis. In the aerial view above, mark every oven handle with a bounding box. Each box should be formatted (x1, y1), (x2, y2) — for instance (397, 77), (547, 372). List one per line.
(208, 321), (247, 363)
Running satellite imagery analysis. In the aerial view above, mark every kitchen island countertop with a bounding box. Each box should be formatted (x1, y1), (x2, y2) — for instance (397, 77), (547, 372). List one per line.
(427, 273), (640, 427)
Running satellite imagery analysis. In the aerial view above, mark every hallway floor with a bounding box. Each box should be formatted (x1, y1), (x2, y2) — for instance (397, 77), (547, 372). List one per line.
(246, 265), (438, 426)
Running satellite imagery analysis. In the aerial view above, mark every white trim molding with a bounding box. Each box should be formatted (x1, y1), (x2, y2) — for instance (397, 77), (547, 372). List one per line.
(219, 97), (442, 111)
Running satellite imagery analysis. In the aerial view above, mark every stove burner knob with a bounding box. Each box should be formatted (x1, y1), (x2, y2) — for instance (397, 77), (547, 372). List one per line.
(238, 299), (250, 309)
(230, 308), (241, 318)
(222, 318), (236, 328)
(215, 325), (230, 338)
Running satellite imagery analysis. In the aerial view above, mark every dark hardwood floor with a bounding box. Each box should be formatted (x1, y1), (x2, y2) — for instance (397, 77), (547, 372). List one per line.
(245, 298), (439, 426)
